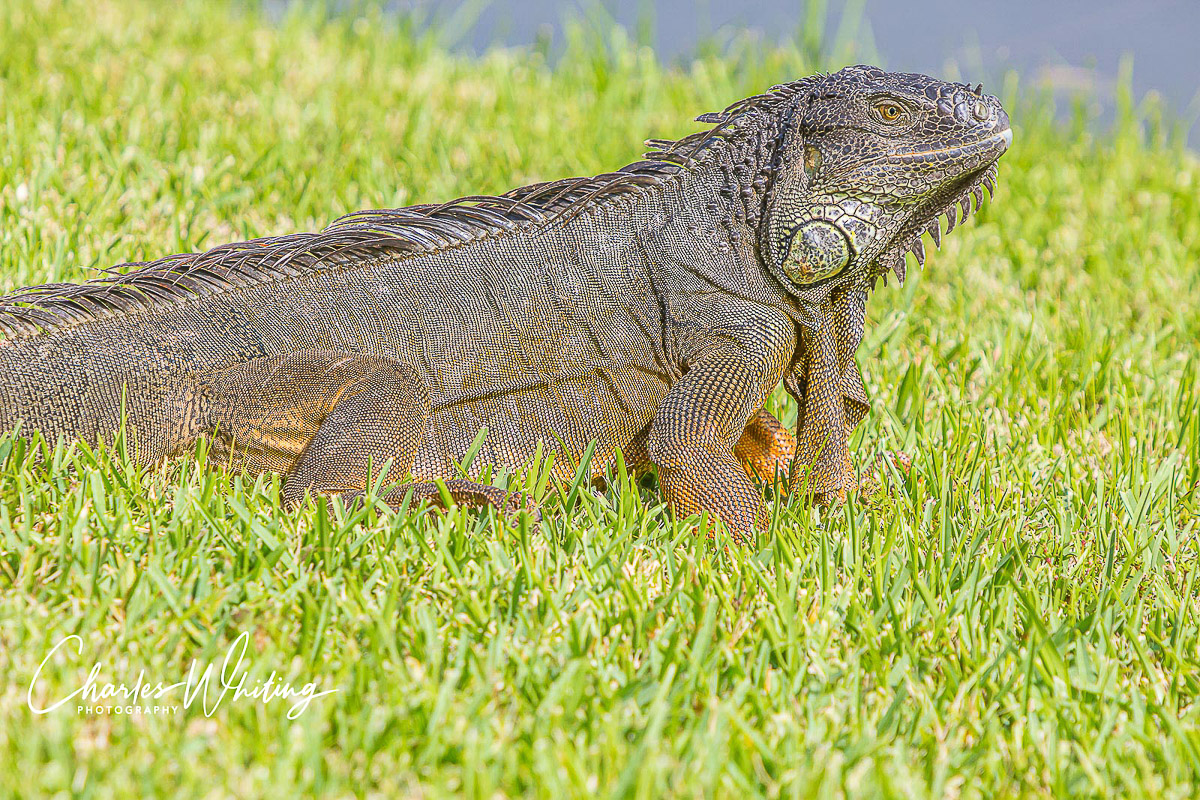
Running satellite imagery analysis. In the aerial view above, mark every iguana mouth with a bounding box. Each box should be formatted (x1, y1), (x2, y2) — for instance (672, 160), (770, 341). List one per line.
(875, 127), (1011, 281)
(888, 128), (1013, 165)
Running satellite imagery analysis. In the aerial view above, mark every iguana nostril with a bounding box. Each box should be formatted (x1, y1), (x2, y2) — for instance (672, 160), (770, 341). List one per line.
(973, 100), (990, 121)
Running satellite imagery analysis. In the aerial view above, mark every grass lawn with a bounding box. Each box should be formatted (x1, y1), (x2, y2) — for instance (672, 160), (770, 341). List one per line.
(1, 0), (1198, 796)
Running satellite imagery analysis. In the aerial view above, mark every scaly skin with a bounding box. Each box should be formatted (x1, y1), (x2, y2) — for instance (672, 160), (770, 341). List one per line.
(0, 66), (1011, 542)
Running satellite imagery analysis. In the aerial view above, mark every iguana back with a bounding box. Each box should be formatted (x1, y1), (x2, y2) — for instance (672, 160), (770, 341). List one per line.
(2, 199), (673, 472)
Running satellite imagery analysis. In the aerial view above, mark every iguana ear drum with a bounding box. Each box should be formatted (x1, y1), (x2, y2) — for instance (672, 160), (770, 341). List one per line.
(781, 220), (851, 285)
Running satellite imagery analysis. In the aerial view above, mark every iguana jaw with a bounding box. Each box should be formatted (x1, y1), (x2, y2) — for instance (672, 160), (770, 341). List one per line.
(872, 127), (1012, 284)
(772, 126), (1010, 292)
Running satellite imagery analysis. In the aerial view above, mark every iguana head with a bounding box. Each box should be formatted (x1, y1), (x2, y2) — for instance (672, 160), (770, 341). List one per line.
(759, 65), (1012, 293)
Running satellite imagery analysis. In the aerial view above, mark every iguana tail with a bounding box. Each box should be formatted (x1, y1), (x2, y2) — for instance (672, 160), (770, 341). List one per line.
(0, 304), (238, 462)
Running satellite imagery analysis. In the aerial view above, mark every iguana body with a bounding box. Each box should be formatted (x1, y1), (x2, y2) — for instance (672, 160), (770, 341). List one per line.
(0, 66), (1011, 541)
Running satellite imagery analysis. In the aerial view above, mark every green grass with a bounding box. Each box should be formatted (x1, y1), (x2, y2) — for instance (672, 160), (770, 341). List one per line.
(1, 1), (1198, 797)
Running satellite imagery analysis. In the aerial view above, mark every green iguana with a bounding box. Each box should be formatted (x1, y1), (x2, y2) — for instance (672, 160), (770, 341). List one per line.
(0, 65), (1011, 542)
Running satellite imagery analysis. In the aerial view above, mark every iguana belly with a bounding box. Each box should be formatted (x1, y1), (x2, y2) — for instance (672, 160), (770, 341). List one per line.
(413, 365), (669, 479)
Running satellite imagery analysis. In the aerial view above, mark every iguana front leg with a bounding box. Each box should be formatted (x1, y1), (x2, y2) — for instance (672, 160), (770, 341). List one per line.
(646, 316), (795, 542)
(788, 293), (870, 501)
(620, 408), (796, 485)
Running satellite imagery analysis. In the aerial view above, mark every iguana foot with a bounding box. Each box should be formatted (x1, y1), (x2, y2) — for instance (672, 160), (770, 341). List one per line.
(811, 488), (847, 508)
(338, 479), (541, 524)
(795, 453), (858, 509)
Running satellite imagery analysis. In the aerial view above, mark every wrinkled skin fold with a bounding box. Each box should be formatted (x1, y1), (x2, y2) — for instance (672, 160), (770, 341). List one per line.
(0, 65), (1010, 543)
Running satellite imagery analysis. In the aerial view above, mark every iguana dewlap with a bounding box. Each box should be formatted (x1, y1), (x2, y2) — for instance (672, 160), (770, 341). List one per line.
(0, 66), (1010, 542)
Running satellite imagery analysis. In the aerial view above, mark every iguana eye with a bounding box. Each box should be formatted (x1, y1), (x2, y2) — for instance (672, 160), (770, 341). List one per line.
(875, 102), (903, 122)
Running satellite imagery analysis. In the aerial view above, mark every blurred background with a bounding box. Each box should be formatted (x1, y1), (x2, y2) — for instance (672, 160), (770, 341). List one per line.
(279, 0), (1199, 145)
